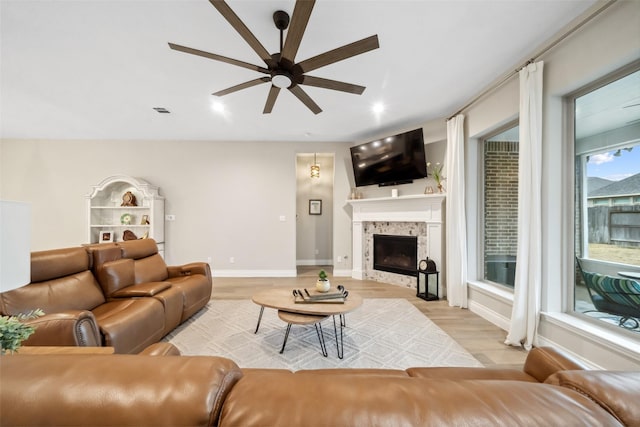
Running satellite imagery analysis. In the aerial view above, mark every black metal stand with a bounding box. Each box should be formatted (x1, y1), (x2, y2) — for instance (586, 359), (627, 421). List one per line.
(254, 306), (265, 333)
(332, 314), (346, 359)
(279, 323), (328, 357)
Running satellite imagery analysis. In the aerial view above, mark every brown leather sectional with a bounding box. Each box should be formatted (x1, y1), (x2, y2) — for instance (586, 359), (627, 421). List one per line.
(1, 346), (638, 426)
(0, 239), (211, 353)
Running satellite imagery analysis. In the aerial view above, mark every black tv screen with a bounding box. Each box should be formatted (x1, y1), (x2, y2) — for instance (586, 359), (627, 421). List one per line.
(350, 128), (427, 187)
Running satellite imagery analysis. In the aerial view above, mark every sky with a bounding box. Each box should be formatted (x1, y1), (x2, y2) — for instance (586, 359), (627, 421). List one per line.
(587, 145), (640, 181)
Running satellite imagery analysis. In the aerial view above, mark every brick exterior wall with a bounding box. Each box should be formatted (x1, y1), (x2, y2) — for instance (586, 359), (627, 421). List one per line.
(484, 140), (519, 257)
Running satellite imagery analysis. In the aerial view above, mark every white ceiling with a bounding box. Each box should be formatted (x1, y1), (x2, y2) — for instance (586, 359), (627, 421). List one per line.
(0, 0), (599, 143)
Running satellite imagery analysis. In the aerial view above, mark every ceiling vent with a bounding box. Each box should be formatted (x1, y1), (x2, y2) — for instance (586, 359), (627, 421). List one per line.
(153, 107), (170, 114)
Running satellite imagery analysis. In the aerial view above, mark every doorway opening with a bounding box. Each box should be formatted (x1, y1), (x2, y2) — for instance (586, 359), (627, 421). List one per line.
(295, 153), (334, 274)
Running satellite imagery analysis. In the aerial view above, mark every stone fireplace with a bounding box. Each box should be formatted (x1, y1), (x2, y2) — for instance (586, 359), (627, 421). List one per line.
(347, 194), (445, 293)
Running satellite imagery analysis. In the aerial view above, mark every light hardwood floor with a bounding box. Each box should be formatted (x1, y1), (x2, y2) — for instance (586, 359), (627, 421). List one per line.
(212, 266), (528, 369)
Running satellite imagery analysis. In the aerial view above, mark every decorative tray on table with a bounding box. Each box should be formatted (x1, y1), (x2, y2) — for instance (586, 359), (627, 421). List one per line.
(292, 286), (349, 304)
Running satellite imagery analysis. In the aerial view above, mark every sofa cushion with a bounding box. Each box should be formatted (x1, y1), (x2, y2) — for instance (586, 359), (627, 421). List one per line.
(92, 298), (166, 354)
(167, 275), (212, 321)
(1, 270), (105, 315)
(546, 370), (640, 427)
(118, 238), (160, 260)
(134, 254), (170, 283)
(30, 247), (90, 283)
(98, 258), (136, 296)
(0, 355), (243, 427)
(406, 367), (537, 382)
(219, 376), (622, 427)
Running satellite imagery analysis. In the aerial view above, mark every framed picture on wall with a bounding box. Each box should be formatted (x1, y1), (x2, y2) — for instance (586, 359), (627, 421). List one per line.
(99, 230), (114, 243)
(309, 199), (322, 215)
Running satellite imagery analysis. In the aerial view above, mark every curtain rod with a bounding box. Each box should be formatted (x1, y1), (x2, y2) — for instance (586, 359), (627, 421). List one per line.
(447, 0), (618, 121)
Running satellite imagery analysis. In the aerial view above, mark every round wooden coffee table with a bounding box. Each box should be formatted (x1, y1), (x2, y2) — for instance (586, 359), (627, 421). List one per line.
(252, 288), (363, 359)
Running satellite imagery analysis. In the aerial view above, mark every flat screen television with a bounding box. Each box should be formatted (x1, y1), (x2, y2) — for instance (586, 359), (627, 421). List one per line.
(350, 128), (427, 187)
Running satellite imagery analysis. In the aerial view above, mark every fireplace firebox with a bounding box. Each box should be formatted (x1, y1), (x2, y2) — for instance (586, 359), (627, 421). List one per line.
(373, 234), (418, 277)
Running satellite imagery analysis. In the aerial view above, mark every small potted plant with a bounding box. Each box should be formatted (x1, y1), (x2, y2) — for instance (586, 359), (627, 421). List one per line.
(0, 309), (44, 354)
(316, 270), (331, 293)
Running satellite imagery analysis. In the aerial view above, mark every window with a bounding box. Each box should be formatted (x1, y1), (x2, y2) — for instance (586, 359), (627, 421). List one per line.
(482, 124), (519, 288)
(573, 67), (640, 333)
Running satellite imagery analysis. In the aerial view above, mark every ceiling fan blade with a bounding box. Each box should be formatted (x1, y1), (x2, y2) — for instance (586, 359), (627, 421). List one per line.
(297, 35), (379, 74)
(289, 85), (322, 115)
(263, 85), (281, 114)
(300, 75), (365, 95)
(280, 0), (315, 65)
(213, 77), (271, 97)
(208, 0), (275, 68)
(169, 43), (269, 74)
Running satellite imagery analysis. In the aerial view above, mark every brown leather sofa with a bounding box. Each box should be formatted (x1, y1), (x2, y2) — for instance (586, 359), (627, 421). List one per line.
(0, 239), (211, 354)
(0, 347), (637, 426)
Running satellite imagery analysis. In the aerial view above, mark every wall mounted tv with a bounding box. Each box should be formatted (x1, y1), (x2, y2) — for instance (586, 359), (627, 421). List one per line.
(350, 128), (427, 187)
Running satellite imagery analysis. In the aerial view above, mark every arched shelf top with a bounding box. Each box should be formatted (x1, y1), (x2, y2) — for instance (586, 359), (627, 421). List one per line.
(86, 175), (163, 200)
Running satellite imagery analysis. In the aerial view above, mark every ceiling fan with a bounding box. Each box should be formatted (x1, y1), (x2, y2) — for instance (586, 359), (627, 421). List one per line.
(169, 0), (379, 115)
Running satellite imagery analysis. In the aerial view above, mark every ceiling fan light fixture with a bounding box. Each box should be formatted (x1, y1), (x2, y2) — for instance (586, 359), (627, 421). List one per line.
(272, 72), (293, 89)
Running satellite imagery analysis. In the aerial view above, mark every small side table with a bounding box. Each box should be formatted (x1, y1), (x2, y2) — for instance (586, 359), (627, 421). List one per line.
(417, 270), (439, 301)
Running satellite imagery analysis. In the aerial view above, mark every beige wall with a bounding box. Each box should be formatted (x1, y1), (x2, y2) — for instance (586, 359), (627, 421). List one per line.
(463, 0), (640, 369)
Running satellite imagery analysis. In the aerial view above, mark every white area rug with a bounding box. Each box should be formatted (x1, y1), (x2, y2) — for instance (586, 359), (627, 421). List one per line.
(164, 299), (483, 370)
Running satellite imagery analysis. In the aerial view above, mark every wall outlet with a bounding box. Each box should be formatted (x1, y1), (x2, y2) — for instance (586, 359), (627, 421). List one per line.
(279, 215), (286, 222)
(229, 257), (235, 264)
(165, 214), (176, 221)
(315, 249), (319, 255)
(337, 255), (342, 263)
(207, 256), (212, 264)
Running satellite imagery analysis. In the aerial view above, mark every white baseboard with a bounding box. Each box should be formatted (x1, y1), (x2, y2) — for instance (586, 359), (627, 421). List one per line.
(332, 269), (352, 277)
(468, 299), (511, 331)
(213, 269), (297, 278)
(296, 259), (332, 266)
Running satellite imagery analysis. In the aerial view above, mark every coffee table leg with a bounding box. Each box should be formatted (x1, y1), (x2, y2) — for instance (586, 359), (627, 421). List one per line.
(254, 306), (265, 334)
(332, 315), (345, 359)
(279, 323), (292, 354)
(315, 323), (328, 357)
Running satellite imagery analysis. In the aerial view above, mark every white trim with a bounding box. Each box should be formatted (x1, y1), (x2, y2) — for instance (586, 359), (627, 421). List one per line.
(541, 312), (640, 361)
(468, 280), (514, 303)
(535, 335), (602, 370)
(213, 269), (297, 278)
(332, 269), (352, 277)
(468, 299), (511, 331)
(296, 259), (332, 266)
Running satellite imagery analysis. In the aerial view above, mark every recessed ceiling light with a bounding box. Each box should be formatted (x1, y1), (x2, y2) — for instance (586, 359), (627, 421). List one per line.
(211, 101), (225, 114)
(372, 102), (384, 114)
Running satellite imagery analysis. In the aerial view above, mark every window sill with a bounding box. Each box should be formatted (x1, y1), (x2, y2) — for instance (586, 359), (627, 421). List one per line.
(467, 280), (514, 304)
(541, 312), (640, 363)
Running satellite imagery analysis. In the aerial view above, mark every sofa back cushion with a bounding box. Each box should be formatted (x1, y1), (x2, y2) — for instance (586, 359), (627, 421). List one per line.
(98, 259), (136, 297)
(118, 239), (168, 283)
(0, 355), (243, 427)
(1, 247), (105, 315)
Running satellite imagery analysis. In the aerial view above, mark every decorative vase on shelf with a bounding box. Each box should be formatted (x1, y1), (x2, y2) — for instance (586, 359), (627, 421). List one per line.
(437, 183), (444, 193)
(316, 269), (330, 292)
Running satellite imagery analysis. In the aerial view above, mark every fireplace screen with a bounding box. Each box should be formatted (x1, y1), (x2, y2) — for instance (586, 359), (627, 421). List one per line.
(373, 234), (418, 276)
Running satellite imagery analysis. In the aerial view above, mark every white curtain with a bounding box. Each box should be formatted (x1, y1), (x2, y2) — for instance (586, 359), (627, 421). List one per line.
(505, 61), (544, 350)
(445, 114), (467, 308)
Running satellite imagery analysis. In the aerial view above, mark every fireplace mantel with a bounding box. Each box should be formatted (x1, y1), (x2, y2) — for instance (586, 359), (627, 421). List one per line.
(347, 194), (445, 294)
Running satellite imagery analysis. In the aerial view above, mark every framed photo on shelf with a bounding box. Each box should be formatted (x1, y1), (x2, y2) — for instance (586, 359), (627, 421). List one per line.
(309, 199), (322, 215)
(140, 214), (150, 225)
(99, 230), (114, 243)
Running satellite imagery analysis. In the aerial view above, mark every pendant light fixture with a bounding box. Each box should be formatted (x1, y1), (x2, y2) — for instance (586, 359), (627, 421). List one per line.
(310, 153), (320, 178)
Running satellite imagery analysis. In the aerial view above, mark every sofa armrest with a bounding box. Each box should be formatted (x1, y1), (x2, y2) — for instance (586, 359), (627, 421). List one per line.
(138, 342), (181, 356)
(546, 370), (640, 427)
(110, 282), (171, 298)
(22, 311), (101, 347)
(524, 346), (589, 382)
(167, 262), (211, 280)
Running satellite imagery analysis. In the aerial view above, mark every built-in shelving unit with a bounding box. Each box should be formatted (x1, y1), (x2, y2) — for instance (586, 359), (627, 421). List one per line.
(87, 176), (165, 253)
